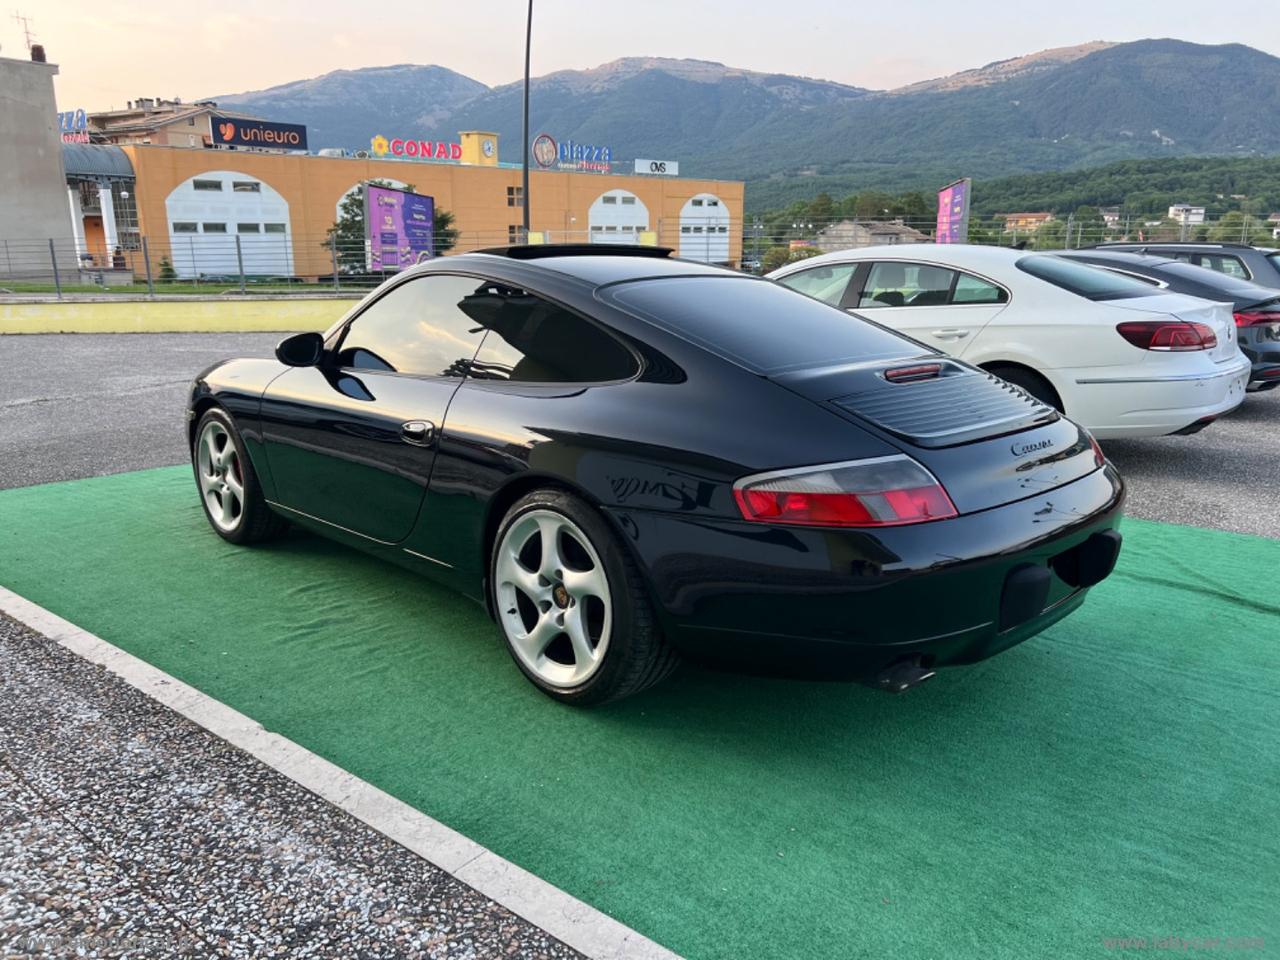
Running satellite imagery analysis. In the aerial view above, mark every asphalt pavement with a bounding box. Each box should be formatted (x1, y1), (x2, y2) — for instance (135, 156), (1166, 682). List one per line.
(0, 332), (283, 490)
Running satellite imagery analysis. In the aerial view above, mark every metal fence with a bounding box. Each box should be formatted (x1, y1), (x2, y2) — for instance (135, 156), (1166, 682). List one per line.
(0, 221), (739, 297)
(3, 212), (1276, 298)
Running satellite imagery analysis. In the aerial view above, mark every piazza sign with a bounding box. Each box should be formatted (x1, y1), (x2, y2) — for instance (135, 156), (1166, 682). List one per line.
(371, 134), (463, 162)
(532, 133), (612, 173)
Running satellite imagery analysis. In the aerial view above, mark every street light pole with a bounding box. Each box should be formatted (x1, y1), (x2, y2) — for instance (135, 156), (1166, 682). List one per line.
(521, 0), (533, 240)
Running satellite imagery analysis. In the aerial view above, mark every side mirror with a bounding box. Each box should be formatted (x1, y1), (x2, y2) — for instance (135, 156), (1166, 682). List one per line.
(276, 331), (325, 367)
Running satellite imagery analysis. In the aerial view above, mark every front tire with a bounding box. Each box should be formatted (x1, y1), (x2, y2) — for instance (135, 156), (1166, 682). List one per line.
(192, 408), (287, 545)
(490, 489), (678, 705)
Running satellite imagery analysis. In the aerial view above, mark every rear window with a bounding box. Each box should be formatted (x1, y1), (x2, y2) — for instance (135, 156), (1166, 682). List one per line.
(1017, 255), (1155, 301)
(603, 276), (917, 374)
(1155, 259), (1266, 297)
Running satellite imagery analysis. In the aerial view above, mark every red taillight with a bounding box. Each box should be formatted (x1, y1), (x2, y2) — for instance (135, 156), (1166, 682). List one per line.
(1234, 311), (1280, 327)
(884, 363), (942, 383)
(1088, 433), (1105, 468)
(733, 456), (958, 528)
(1116, 320), (1217, 351)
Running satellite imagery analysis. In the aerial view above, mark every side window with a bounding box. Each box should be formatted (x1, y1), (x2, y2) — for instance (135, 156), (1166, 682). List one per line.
(858, 262), (956, 308)
(1195, 254), (1250, 279)
(952, 272), (1009, 304)
(467, 288), (638, 383)
(775, 263), (857, 306)
(335, 275), (490, 377)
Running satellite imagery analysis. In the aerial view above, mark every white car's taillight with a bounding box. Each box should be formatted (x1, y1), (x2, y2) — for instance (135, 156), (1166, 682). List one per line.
(733, 455), (958, 528)
(1115, 320), (1217, 351)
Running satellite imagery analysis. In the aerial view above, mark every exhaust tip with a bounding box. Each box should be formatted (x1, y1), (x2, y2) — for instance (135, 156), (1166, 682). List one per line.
(874, 657), (937, 694)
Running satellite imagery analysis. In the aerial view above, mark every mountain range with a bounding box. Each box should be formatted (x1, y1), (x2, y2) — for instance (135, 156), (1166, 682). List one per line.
(214, 39), (1280, 209)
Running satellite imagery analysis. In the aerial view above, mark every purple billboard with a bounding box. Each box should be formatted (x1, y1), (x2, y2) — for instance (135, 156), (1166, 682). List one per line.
(936, 178), (972, 244)
(364, 184), (435, 271)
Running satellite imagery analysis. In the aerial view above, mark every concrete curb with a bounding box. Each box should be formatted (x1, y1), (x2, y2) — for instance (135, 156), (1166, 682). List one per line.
(0, 585), (680, 960)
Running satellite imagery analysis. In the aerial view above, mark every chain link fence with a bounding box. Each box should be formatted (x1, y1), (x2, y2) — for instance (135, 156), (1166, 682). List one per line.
(3, 212), (1276, 298)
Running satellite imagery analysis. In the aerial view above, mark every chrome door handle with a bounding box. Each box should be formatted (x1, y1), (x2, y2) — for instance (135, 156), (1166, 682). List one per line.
(400, 420), (435, 446)
(931, 328), (970, 340)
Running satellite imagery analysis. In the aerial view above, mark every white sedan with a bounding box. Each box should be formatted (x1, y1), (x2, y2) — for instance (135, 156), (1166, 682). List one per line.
(768, 244), (1251, 438)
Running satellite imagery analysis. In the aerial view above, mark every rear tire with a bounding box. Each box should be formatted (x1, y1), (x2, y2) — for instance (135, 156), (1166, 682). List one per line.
(986, 363), (1064, 413)
(490, 488), (679, 705)
(192, 408), (288, 545)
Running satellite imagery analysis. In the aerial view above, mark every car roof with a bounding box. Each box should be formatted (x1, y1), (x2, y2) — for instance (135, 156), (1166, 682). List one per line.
(415, 249), (740, 287)
(769, 243), (1029, 275)
(1094, 241), (1263, 253)
(1059, 250), (1279, 299)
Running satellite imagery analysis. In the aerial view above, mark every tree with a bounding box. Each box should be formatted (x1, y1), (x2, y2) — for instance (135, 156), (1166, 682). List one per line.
(761, 246), (792, 273)
(807, 193), (835, 224)
(1030, 219), (1067, 250)
(1070, 206), (1107, 247)
(761, 245), (821, 273)
(324, 179), (458, 273)
(158, 256), (176, 281)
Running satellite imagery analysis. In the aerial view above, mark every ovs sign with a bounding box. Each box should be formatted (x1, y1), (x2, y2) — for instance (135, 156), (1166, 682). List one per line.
(634, 158), (679, 176)
(371, 134), (462, 162)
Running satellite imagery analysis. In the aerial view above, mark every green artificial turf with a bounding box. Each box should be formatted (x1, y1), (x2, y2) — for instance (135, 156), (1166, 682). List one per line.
(0, 467), (1276, 958)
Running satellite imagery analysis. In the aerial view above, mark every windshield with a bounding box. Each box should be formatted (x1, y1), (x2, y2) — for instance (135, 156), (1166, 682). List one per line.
(1018, 255), (1156, 301)
(602, 276), (919, 375)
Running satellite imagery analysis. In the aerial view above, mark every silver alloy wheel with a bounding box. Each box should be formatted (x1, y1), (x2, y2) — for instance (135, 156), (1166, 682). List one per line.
(196, 420), (245, 533)
(495, 509), (613, 688)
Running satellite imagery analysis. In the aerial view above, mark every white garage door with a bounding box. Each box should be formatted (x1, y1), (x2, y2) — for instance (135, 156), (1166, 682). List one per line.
(588, 190), (649, 245)
(165, 171), (292, 278)
(679, 193), (729, 263)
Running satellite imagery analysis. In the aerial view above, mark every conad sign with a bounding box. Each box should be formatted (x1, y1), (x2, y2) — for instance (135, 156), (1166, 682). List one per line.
(371, 135), (463, 161)
(634, 158), (679, 176)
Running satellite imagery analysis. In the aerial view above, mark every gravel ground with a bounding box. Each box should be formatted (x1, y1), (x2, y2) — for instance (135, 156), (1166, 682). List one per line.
(0, 614), (582, 960)
(1, 331), (1278, 536)
(1102, 392), (1280, 538)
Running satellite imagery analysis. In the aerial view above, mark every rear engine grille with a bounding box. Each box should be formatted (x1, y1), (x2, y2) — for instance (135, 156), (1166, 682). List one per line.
(831, 368), (1056, 448)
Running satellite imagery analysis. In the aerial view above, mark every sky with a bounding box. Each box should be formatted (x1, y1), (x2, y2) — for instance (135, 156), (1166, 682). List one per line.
(17, 0), (1280, 112)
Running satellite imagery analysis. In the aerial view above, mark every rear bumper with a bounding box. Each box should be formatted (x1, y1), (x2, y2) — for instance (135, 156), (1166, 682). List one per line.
(606, 465), (1124, 680)
(1239, 325), (1280, 387)
(1067, 355), (1250, 438)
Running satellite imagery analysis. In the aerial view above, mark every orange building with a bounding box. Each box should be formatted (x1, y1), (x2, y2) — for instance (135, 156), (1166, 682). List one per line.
(999, 212), (1055, 232)
(113, 135), (743, 279)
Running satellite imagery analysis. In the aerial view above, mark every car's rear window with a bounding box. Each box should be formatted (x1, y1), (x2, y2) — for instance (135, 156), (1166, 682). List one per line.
(1153, 259), (1268, 297)
(602, 276), (918, 374)
(1018, 255), (1156, 301)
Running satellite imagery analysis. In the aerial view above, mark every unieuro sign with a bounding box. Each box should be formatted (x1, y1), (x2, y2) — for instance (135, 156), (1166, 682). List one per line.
(210, 114), (308, 151)
(370, 135), (463, 162)
(936, 178), (972, 244)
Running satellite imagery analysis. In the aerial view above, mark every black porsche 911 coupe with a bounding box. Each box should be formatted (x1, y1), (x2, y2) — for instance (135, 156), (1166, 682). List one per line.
(187, 245), (1124, 704)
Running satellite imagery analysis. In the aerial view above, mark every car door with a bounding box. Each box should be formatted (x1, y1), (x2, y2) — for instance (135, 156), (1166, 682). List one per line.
(848, 260), (1009, 356)
(406, 283), (643, 583)
(259, 273), (492, 544)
